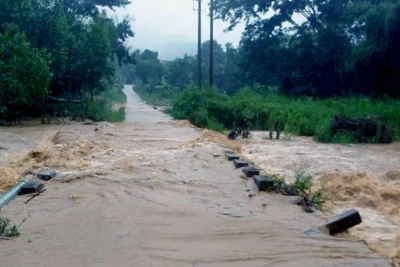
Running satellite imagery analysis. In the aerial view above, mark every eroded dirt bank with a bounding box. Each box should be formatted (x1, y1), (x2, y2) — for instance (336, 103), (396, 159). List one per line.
(0, 86), (393, 266)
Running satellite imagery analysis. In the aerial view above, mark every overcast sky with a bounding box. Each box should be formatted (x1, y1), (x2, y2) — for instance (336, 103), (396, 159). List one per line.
(113, 0), (245, 60)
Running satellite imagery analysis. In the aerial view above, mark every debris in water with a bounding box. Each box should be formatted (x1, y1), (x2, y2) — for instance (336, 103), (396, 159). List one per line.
(320, 209), (362, 235)
(24, 188), (47, 204)
(279, 184), (299, 196)
(330, 115), (392, 144)
(38, 169), (57, 181)
(294, 196), (317, 213)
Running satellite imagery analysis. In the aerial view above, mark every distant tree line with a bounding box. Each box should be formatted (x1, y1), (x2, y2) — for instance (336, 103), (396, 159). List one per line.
(125, 0), (400, 99)
(0, 0), (135, 121)
(122, 40), (245, 98)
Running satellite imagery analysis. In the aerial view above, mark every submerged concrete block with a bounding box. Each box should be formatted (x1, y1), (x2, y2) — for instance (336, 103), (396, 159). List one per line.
(242, 167), (260, 177)
(18, 181), (44, 195)
(226, 153), (240, 161)
(233, 159), (249, 169)
(38, 169), (57, 181)
(320, 209), (362, 235)
(253, 175), (275, 191)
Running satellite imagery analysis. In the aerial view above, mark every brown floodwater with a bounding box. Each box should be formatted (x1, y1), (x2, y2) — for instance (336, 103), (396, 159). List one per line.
(0, 85), (393, 266)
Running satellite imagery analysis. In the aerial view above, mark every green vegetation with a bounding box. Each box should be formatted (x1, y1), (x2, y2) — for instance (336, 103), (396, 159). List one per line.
(167, 87), (400, 143)
(85, 88), (126, 122)
(134, 84), (178, 106)
(0, 216), (20, 238)
(121, 41), (244, 104)
(0, 25), (51, 107)
(0, 0), (134, 124)
(120, 0), (400, 141)
(291, 172), (325, 211)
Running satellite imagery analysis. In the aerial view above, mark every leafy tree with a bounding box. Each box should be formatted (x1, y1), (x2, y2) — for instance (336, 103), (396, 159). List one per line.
(166, 54), (196, 90)
(0, 25), (51, 107)
(214, 0), (400, 97)
(135, 50), (165, 85)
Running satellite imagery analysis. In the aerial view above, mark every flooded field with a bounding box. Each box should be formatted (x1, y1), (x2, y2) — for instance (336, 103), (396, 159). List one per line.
(0, 85), (397, 266)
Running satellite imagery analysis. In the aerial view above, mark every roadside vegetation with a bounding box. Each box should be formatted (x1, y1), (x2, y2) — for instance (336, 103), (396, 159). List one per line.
(0, 0), (135, 125)
(167, 87), (400, 143)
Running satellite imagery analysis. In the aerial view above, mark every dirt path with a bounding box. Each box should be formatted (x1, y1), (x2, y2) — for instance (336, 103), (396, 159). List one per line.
(0, 86), (390, 266)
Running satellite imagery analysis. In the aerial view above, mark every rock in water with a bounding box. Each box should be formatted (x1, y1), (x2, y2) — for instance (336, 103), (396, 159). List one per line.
(320, 209), (362, 235)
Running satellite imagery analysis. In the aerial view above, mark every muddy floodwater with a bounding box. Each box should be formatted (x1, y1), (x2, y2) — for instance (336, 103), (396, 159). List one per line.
(0, 85), (396, 266)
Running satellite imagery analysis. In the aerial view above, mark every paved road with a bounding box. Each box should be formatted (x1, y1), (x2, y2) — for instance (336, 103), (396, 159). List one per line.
(123, 85), (170, 123)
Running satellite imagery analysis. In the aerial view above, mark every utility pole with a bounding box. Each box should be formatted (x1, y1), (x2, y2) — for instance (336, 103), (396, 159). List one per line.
(209, 0), (214, 87)
(197, 0), (202, 89)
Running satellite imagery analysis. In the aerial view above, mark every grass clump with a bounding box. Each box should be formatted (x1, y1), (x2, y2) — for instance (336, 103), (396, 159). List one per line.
(291, 172), (325, 211)
(0, 215), (20, 237)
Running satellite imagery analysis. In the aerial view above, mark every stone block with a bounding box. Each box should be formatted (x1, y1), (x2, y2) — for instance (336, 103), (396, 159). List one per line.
(226, 153), (239, 161)
(18, 181), (44, 195)
(320, 209), (362, 235)
(233, 159), (248, 169)
(253, 175), (275, 191)
(242, 167), (260, 177)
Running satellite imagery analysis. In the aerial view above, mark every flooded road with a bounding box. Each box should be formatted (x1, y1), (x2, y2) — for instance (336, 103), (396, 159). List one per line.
(123, 85), (170, 123)
(0, 86), (392, 266)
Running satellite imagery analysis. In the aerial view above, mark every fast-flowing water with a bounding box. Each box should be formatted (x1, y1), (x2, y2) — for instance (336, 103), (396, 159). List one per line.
(0, 86), (392, 266)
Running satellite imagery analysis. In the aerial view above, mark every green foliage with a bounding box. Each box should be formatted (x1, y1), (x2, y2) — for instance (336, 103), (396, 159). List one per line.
(212, 0), (400, 98)
(84, 88), (126, 122)
(135, 50), (165, 85)
(0, 24), (51, 106)
(0, 0), (134, 120)
(291, 172), (313, 194)
(0, 216), (10, 236)
(272, 174), (286, 188)
(189, 108), (209, 128)
(291, 172), (325, 210)
(207, 118), (225, 133)
(121, 40), (246, 101)
(5, 225), (20, 237)
(170, 87), (400, 143)
(0, 215), (19, 237)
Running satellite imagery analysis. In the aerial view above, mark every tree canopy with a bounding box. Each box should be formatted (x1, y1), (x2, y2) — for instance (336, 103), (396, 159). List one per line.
(0, 0), (135, 116)
(211, 0), (400, 97)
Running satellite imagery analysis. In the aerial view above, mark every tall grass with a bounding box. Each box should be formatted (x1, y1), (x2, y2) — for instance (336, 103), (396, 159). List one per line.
(87, 88), (126, 122)
(133, 83), (179, 106)
(168, 87), (400, 143)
